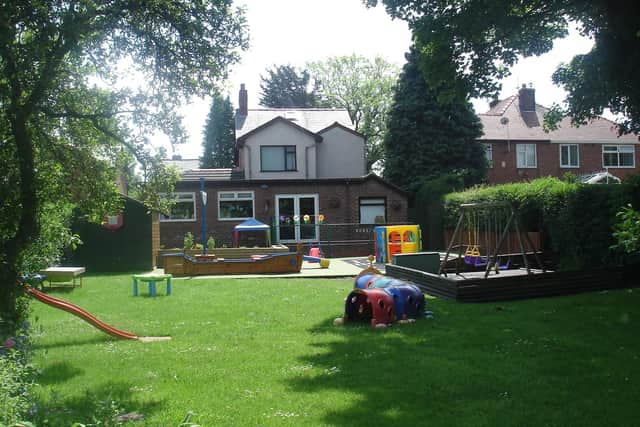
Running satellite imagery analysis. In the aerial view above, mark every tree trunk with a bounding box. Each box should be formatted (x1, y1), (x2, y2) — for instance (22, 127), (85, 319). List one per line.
(1, 110), (38, 335)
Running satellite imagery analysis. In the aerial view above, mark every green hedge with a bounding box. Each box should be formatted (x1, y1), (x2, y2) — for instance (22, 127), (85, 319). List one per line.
(442, 177), (636, 271)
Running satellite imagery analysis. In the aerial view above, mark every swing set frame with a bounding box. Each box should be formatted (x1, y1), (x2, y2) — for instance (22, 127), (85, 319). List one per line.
(439, 202), (544, 279)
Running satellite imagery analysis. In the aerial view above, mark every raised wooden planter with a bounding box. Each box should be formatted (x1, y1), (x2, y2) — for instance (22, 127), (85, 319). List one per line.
(156, 245), (291, 267)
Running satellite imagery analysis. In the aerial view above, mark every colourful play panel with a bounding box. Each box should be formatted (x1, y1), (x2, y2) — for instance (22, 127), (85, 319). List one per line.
(132, 274), (172, 297)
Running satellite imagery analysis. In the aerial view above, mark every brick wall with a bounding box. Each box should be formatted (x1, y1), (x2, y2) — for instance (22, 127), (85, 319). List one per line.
(486, 141), (640, 184)
(159, 177), (408, 253)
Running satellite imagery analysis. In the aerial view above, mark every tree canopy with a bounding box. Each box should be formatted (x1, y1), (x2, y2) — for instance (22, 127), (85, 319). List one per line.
(201, 93), (236, 168)
(383, 48), (486, 193)
(0, 0), (248, 331)
(367, 0), (640, 134)
(307, 55), (399, 170)
(259, 65), (324, 108)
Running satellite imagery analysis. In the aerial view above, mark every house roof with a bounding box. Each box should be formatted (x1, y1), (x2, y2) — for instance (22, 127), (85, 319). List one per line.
(235, 108), (354, 140)
(479, 94), (638, 143)
(164, 158), (200, 172)
(317, 122), (366, 139)
(236, 116), (323, 144)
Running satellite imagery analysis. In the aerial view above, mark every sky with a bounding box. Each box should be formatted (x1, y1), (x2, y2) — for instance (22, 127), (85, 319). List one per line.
(167, 0), (594, 160)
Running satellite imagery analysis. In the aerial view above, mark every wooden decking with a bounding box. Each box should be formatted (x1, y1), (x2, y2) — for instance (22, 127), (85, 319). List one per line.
(385, 264), (636, 302)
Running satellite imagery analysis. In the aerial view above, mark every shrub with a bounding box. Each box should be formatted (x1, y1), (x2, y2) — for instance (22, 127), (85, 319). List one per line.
(183, 232), (194, 251)
(0, 324), (36, 426)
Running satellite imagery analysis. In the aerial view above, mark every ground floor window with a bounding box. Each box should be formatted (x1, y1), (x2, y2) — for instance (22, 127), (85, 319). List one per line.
(603, 145), (635, 168)
(560, 144), (579, 168)
(359, 198), (386, 224)
(160, 192), (196, 222)
(218, 191), (254, 220)
(483, 143), (493, 168)
(516, 144), (537, 168)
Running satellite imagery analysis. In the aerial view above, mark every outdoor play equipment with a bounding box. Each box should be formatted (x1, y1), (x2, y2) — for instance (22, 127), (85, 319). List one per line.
(24, 285), (139, 340)
(234, 218), (272, 247)
(344, 272), (425, 327)
(439, 202), (543, 278)
(22, 280), (171, 341)
(303, 246), (331, 268)
(374, 225), (422, 263)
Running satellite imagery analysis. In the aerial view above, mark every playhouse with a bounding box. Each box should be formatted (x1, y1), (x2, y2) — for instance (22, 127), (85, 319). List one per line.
(374, 225), (422, 263)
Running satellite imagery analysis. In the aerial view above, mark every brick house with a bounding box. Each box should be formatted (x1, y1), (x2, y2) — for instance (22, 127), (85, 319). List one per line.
(479, 86), (639, 184)
(160, 85), (408, 256)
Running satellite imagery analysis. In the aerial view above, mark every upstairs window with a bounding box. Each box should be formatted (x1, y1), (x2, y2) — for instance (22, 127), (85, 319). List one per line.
(516, 144), (537, 168)
(260, 146), (297, 172)
(560, 144), (579, 168)
(218, 191), (254, 220)
(603, 145), (635, 168)
(160, 192), (196, 222)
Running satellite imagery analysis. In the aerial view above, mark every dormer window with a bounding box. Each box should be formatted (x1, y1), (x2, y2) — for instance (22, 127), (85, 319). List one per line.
(260, 146), (297, 172)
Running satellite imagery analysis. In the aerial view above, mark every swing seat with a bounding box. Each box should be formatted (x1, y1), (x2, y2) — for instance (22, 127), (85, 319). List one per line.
(473, 256), (488, 267)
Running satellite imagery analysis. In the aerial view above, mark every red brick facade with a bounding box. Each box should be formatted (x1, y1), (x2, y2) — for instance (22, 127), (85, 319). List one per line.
(159, 175), (408, 256)
(485, 141), (640, 184)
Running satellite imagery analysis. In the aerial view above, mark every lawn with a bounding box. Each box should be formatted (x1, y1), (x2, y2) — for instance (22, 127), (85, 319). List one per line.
(29, 273), (640, 426)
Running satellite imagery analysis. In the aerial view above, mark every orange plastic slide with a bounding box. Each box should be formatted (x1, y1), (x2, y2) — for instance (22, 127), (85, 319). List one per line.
(25, 285), (138, 340)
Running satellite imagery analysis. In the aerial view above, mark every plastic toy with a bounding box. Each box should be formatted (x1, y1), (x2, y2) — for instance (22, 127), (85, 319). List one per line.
(374, 225), (422, 263)
(342, 267), (426, 328)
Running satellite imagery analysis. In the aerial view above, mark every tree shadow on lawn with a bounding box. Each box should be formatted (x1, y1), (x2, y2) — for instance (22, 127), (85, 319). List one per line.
(286, 308), (534, 427)
(33, 381), (164, 425)
(38, 360), (85, 385)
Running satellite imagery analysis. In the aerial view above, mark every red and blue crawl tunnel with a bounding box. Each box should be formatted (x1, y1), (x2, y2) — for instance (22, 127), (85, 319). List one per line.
(346, 274), (426, 326)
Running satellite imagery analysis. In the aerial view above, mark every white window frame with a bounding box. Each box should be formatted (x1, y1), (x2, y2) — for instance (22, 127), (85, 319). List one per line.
(602, 145), (635, 168)
(160, 192), (197, 222)
(560, 144), (580, 168)
(275, 194), (319, 243)
(516, 144), (537, 168)
(483, 143), (493, 168)
(217, 191), (255, 221)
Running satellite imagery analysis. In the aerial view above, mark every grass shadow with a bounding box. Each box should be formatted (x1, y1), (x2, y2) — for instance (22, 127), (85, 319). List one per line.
(33, 335), (113, 350)
(33, 381), (164, 425)
(38, 361), (85, 385)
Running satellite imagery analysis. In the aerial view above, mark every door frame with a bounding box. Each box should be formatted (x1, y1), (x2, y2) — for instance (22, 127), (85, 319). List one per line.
(275, 194), (319, 243)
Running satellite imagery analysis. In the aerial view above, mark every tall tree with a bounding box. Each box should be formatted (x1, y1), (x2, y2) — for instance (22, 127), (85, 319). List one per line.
(383, 48), (486, 193)
(307, 55), (399, 170)
(0, 1), (248, 332)
(259, 65), (323, 107)
(201, 93), (236, 168)
(366, 0), (640, 135)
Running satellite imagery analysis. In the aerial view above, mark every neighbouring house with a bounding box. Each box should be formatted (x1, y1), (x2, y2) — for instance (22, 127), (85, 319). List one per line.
(160, 84), (408, 257)
(479, 85), (640, 184)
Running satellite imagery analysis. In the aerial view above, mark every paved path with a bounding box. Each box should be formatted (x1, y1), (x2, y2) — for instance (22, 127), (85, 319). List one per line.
(154, 257), (386, 280)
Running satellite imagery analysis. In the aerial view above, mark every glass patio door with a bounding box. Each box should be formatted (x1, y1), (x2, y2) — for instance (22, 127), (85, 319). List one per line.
(276, 194), (319, 243)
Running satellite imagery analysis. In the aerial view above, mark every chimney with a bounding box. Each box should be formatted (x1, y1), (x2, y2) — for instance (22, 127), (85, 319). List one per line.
(238, 83), (248, 116)
(518, 84), (535, 112)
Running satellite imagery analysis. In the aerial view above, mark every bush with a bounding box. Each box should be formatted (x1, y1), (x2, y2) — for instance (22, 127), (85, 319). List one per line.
(442, 177), (636, 270)
(0, 324), (36, 426)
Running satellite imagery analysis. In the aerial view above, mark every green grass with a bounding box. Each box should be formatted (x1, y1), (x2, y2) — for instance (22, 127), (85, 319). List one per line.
(29, 274), (640, 426)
